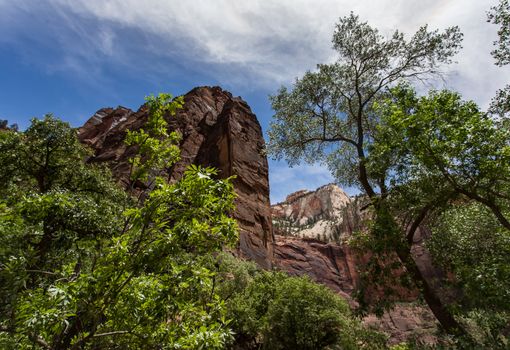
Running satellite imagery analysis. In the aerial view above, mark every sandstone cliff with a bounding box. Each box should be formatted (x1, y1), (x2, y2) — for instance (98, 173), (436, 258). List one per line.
(272, 183), (351, 241)
(271, 185), (440, 344)
(78, 86), (274, 268)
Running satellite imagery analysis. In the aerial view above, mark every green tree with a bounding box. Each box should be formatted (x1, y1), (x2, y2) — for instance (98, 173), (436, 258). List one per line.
(372, 85), (510, 230)
(488, 0), (510, 115)
(0, 116), (127, 336)
(427, 203), (510, 348)
(124, 93), (182, 194)
(369, 85), (510, 345)
(428, 203), (510, 313)
(0, 94), (239, 349)
(218, 254), (386, 350)
(262, 275), (385, 350)
(268, 13), (464, 334)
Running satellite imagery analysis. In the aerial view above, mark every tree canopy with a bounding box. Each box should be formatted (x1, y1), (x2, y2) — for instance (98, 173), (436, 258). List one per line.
(268, 12), (462, 196)
(371, 85), (510, 232)
(0, 95), (239, 349)
(268, 12), (467, 335)
(488, 0), (510, 115)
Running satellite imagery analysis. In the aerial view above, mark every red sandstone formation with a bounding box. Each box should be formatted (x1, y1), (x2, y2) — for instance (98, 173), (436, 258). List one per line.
(273, 235), (357, 301)
(78, 86), (273, 268)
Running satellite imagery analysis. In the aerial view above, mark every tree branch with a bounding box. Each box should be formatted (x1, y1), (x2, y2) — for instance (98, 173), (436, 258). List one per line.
(93, 330), (129, 338)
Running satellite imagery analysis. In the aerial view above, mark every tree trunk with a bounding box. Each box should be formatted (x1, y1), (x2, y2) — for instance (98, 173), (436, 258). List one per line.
(356, 159), (466, 336)
(396, 247), (466, 336)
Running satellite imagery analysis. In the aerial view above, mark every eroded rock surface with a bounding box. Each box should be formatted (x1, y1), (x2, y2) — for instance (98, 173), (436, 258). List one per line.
(273, 235), (357, 301)
(272, 185), (439, 344)
(272, 184), (351, 240)
(78, 86), (273, 267)
(364, 304), (438, 345)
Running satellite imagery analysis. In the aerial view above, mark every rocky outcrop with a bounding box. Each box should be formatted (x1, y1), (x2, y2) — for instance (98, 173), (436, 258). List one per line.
(78, 86), (273, 268)
(272, 184), (351, 240)
(272, 185), (439, 343)
(364, 304), (438, 345)
(273, 234), (438, 343)
(273, 235), (357, 301)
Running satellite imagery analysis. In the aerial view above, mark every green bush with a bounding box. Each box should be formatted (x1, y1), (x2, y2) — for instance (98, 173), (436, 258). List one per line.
(217, 254), (387, 349)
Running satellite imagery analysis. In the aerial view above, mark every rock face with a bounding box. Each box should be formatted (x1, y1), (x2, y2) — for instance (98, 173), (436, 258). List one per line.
(272, 184), (351, 240)
(273, 235), (357, 301)
(364, 304), (438, 345)
(272, 185), (439, 344)
(273, 234), (437, 344)
(78, 86), (273, 268)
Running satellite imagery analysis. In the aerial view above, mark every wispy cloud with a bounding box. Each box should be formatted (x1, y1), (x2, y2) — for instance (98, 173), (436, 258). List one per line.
(1, 0), (507, 101)
(1, 0), (508, 199)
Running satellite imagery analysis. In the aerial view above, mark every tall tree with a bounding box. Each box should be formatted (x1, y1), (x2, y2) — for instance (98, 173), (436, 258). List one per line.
(371, 85), (510, 347)
(372, 85), (510, 231)
(268, 13), (464, 334)
(488, 0), (510, 115)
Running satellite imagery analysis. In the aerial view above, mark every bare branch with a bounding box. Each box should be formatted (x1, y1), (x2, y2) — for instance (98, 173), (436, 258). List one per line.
(93, 331), (130, 338)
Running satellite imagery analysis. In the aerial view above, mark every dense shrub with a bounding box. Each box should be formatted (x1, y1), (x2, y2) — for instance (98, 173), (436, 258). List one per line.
(217, 253), (387, 349)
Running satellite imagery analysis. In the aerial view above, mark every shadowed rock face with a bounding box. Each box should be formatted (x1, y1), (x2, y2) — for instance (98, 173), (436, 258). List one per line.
(273, 234), (438, 344)
(78, 86), (273, 268)
(273, 235), (357, 301)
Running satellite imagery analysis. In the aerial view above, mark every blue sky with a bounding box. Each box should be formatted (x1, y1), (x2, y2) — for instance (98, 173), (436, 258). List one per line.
(1, 0), (508, 203)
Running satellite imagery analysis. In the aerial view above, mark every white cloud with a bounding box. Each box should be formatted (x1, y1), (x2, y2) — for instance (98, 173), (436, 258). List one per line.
(1, 0), (508, 104)
(1, 0), (505, 105)
(1, 0), (509, 199)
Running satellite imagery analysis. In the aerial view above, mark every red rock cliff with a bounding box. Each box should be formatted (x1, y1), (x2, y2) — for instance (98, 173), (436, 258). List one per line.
(78, 86), (274, 268)
(271, 186), (440, 344)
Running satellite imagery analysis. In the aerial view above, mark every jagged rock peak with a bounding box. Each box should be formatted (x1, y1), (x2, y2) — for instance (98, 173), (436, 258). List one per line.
(78, 86), (274, 268)
(271, 183), (350, 241)
(284, 189), (311, 203)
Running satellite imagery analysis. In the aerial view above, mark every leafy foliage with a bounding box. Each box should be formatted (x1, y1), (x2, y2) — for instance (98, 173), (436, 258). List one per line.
(371, 85), (510, 230)
(125, 93), (183, 189)
(0, 115), (119, 196)
(488, 0), (510, 66)
(216, 253), (387, 350)
(429, 204), (510, 311)
(348, 205), (414, 317)
(0, 94), (238, 349)
(488, 0), (510, 115)
(427, 203), (510, 348)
